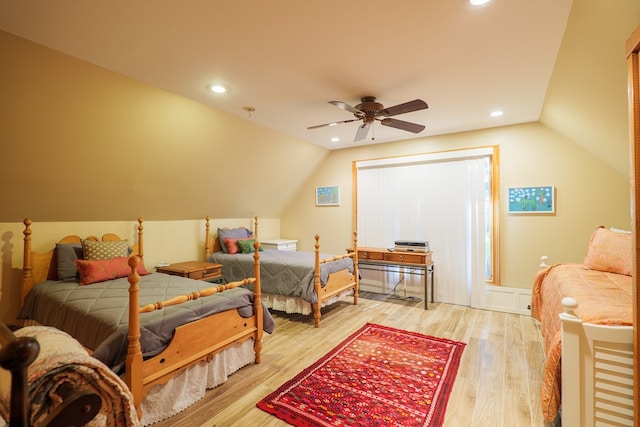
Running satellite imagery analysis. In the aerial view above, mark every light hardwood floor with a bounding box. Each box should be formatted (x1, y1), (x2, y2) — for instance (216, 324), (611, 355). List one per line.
(152, 292), (547, 427)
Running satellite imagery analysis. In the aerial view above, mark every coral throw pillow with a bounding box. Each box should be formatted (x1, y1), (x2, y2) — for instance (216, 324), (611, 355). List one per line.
(76, 256), (150, 285)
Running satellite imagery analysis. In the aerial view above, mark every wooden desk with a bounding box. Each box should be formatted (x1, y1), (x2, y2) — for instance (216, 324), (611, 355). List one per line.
(348, 247), (434, 309)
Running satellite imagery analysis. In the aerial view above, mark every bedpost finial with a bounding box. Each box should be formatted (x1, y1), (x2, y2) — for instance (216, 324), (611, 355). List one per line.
(128, 254), (140, 269)
(539, 255), (549, 269)
(206, 215), (210, 222)
(23, 218), (32, 240)
(561, 297), (578, 317)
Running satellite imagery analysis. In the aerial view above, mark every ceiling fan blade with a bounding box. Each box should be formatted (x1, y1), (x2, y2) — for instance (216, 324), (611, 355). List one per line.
(381, 118), (426, 133)
(307, 118), (361, 130)
(354, 123), (371, 141)
(379, 99), (428, 117)
(329, 100), (363, 115)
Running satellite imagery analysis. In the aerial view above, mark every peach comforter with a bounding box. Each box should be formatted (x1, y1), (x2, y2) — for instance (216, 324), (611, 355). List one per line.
(531, 263), (633, 423)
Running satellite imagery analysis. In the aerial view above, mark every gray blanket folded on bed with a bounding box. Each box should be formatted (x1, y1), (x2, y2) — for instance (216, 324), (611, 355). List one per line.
(18, 273), (276, 372)
(209, 250), (354, 304)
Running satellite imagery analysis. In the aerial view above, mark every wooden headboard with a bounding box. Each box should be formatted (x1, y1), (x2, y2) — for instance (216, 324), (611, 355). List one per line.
(21, 218), (144, 304)
(204, 215), (259, 258)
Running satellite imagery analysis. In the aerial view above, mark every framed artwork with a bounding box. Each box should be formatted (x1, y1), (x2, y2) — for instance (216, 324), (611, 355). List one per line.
(316, 185), (340, 206)
(508, 186), (555, 214)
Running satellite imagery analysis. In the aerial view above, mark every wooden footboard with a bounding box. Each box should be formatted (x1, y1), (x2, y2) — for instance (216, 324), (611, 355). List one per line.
(560, 297), (634, 426)
(125, 245), (263, 418)
(312, 233), (359, 328)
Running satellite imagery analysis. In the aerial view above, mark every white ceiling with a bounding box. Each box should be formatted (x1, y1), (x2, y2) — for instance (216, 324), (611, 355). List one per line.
(0, 0), (573, 150)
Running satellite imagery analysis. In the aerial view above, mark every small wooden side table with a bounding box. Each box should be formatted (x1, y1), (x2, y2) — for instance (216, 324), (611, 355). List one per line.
(155, 261), (222, 282)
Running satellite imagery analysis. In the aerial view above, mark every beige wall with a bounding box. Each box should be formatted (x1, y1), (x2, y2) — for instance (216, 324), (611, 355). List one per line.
(0, 30), (328, 222)
(540, 0), (640, 176)
(282, 123), (630, 289)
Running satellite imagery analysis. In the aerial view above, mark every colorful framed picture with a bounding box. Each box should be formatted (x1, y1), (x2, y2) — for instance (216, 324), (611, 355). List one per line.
(508, 186), (555, 214)
(316, 185), (340, 206)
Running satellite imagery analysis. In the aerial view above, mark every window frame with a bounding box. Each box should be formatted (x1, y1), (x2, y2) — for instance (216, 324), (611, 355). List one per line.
(353, 145), (500, 285)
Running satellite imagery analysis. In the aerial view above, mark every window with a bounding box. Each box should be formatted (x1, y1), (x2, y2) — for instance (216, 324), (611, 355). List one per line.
(354, 146), (499, 305)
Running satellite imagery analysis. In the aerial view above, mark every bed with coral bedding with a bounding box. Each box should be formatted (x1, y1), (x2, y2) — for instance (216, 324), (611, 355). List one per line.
(205, 216), (359, 327)
(18, 218), (275, 425)
(531, 226), (634, 426)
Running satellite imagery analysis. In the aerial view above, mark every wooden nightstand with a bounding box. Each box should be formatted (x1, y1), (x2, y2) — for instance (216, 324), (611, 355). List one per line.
(261, 239), (297, 251)
(155, 261), (222, 282)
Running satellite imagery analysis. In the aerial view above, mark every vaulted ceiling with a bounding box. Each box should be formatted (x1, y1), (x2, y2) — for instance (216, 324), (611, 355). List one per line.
(0, 1), (572, 148)
(0, 1), (638, 174)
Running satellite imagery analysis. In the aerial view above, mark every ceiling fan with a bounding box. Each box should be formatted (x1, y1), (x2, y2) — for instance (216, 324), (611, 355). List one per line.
(307, 96), (428, 142)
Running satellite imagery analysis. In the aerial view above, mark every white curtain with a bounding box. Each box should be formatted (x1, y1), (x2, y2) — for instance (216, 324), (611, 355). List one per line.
(357, 156), (487, 306)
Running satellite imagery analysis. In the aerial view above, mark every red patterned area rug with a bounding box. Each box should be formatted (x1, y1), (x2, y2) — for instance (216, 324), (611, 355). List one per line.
(257, 323), (466, 427)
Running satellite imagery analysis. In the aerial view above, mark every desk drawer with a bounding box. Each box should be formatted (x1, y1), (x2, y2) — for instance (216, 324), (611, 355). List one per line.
(189, 265), (222, 280)
(358, 250), (384, 261)
(384, 252), (425, 264)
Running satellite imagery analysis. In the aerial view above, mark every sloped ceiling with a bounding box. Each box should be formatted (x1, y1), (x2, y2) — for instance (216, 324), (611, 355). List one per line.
(0, 1), (638, 175)
(0, 0), (572, 150)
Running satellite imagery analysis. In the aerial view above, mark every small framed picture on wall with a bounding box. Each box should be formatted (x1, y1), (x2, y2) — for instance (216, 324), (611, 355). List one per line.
(508, 186), (555, 214)
(316, 185), (340, 206)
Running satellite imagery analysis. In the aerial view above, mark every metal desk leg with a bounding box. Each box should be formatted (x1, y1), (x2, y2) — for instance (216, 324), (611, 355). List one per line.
(423, 264), (435, 310)
(430, 264), (435, 303)
(423, 264), (428, 310)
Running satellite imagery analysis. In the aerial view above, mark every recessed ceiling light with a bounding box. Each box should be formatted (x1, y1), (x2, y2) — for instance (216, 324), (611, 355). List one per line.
(490, 110), (504, 117)
(208, 84), (228, 94)
(331, 137), (340, 142)
(469, 0), (491, 6)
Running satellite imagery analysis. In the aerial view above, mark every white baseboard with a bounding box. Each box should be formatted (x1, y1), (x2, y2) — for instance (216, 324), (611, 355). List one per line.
(359, 274), (533, 316)
(479, 285), (532, 315)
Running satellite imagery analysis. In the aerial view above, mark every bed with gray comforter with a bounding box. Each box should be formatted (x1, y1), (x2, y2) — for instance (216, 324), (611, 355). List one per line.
(18, 272), (276, 372)
(208, 249), (354, 304)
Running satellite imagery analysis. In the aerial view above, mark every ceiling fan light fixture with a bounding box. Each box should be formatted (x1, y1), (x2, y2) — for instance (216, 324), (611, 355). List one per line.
(307, 96), (428, 141)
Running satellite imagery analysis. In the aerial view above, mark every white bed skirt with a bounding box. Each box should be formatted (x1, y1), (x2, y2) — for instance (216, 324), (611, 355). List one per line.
(262, 292), (352, 315)
(140, 338), (255, 426)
